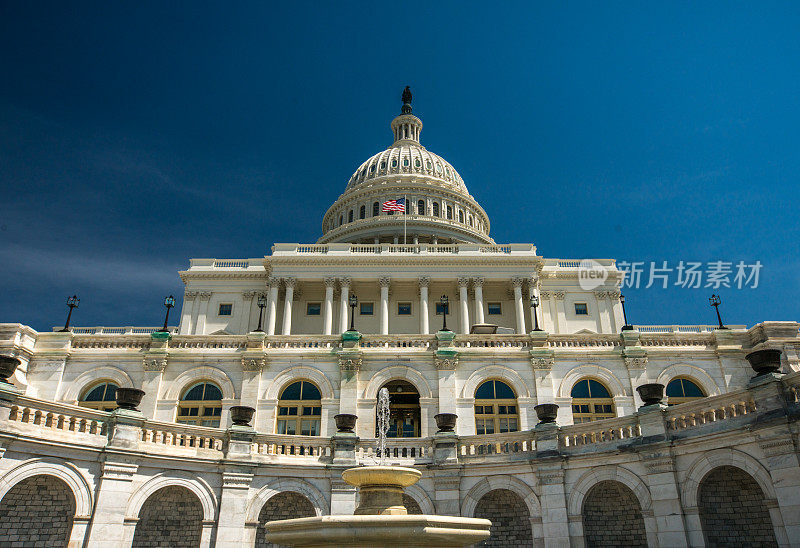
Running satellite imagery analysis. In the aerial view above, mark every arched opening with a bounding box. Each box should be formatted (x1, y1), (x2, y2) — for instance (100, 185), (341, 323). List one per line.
(177, 381), (222, 427)
(432, 202), (440, 217)
(256, 491), (316, 547)
(474, 489), (532, 547)
(403, 494), (422, 514)
(571, 378), (615, 423)
(474, 379), (519, 434)
(378, 380), (420, 438)
(359, 205), (366, 219)
(0, 475), (75, 546)
(459, 210), (464, 223)
(277, 380), (322, 436)
(582, 480), (647, 547)
(417, 199), (425, 215)
(132, 486), (203, 548)
(348, 209), (353, 223)
(699, 466), (777, 546)
(372, 201), (379, 216)
(79, 380), (118, 411)
(446, 205), (453, 219)
(665, 377), (705, 405)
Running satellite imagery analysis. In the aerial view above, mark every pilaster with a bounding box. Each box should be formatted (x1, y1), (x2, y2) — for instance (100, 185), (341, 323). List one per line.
(215, 468), (256, 548)
(85, 459), (139, 547)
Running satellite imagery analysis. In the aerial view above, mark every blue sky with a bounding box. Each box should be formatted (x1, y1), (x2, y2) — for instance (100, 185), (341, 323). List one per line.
(1, 2), (798, 331)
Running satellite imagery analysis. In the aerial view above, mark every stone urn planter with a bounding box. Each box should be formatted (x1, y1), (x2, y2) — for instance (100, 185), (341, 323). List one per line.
(636, 383), (665, 406)
(334, 413), (358, 433)
(230, 405), (255, 426)
(745, 349), (783, 376)
(115, 388), (145, 411)
(0, 356), (21, 384)
(434, 413), (457, 433)
(534, 403), (559, 424)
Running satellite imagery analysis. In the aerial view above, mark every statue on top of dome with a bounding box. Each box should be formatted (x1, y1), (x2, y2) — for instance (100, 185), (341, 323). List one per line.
(401, 86), (412, 114)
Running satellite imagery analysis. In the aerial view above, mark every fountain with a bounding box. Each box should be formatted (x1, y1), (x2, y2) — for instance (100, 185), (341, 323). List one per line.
(265, 388), (492, 547)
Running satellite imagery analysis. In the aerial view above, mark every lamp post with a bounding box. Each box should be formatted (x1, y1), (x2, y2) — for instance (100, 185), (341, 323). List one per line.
(159, 295), (175, 333)
(709, 294), (727, 329)
(59, 295), (80, 332)
(255, 294), (267, 332)
(440, 294), (450, 332)
(349, 294), (358, 332)
(620, 294), (633, 331)
(530, 295), (542, 331)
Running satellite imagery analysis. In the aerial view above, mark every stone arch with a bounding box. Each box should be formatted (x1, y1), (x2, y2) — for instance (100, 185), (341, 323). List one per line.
(131, 485), (204, 548)
(582, 481), (648, 547)
(0, 475), (76, 546)
(404, 483), (435, 514)
(246, 478), (328, 523)
(0, 457), (93, 518)
(681, 448), (777, 509)
(63, 366), (134, 402)
(462, 475), (540, 518)
(164, 366), (236, 400)
(656, 364), (721, 397)
(264, 366), (336, 401)
(557, 364), (627, 398)
(363, 365), (433, 400)
(460, 366), (531, 399)
(567, 465), (652, 517)
(126, 472), (217, 521)
(255, 491), (317, 548)
(698, 466), (778, 546)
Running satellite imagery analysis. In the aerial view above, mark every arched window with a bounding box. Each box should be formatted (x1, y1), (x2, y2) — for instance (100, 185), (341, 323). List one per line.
(338, 214), (343, 226)
(446, 205), (453, 219)
(570, 379), (615, 423)
(458, 210), (464, 223)
(432, 202), (440, 217)
(379, 380), (420, 438)
(277, 380), (322, 436)
(79, 381), (118, 411)
(417, 200), (425, 215)
(372, 201), (379, 216)
(177, 382), (222, 427)
(666, 377), (705, 405)
(474, 380), (519, 434)
(468, 216), (473, 227)
(359, 205), (366, 219)
(348, 210), (353, 223)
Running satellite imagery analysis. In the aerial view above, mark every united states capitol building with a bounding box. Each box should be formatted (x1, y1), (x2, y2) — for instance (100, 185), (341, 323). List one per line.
(1, 90), (799, 547)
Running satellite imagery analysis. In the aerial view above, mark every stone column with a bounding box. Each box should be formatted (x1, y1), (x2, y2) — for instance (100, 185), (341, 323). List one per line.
(458, 277), (470, 334)
(609, 289), (622, 332)
(594, 290), (611, 333)
(436, 356), (457, 414)
(379, 276), (391, 335)
(85, 461), (139, 547)
(266, 277), (279, 336)
(473, 277), (485, 325)
(639, 449), (691, 547)
(534, 451), (570, 547)
(189, 292), (201, 334)
(180, 291), (197, 334)
(554, 291), (567, 333)
(528, 278), (538, 332)
(240, 291), (256, 334)
(338, 277), (351, 333)
(323, 277), (336, 335)
(419, 277), (430, 334)
(512, 277), (526, 334)
(214, 470), (255, 548)
(281, 278), (296, 335)
(196, 291), (212, 335)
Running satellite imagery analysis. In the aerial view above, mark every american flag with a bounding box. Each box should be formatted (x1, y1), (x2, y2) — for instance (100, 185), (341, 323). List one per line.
(381, 198), (406, 212)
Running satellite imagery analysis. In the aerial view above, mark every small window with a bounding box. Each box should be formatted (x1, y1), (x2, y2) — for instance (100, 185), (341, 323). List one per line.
(666, 377), (706, 405)
(459, 210), (464, 223)
(417, 200), (425, 215)
(487, 303), (502, 315)
(339, 214), (343, 225)
(468, 216), (473, 226)
(392, 159), (398, 168)
(370, 164), (375, 172)
(373, 202), (379, 216)
(307, 303), (321, 315)
(359, 205), (366, 219)
(398, 302), (412, 315)
(435, 302), (449, 315)
(435, 163), (442, 173)
(575, 303), (588, 315)
(426, 160), (432, 169)
(380, 161), (386, 169)
(360, 302), (374, 315)
(348, 210), (354, 223)
(415, 159), (421, 168)
(79, 381), (118, 411)
(218, 303), (233, 316)
(403, 157), (409, 167)
(432, 203), (440, 217)
(446, 205), (453, 219)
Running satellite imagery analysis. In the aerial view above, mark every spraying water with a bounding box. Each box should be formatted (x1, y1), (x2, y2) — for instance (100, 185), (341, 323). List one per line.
(377, 387), (390, 463)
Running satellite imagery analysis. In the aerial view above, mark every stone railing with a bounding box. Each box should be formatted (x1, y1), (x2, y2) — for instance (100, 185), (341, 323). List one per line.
(52, 326), (178, 335)
(559, 415), (642, 450)
(359, 335), (435, 349)
(6, 396), (108, 441)
(263, 336), (342, 349)
(355, 437), (434, 464)
(458, 431), (536, 459)
(634, 324), (746, 333)
(664, 388), (757, 432)
(252, 433), (333, 461)
(270, 243), (537, 256)
(140, 420), (225, 453)
(452, 335), (531, 348)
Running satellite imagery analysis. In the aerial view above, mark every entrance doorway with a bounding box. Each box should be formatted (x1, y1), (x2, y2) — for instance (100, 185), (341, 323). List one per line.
(378, 380), (421, 438)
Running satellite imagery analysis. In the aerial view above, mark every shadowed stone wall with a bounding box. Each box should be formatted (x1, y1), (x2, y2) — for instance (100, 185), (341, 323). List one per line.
(0, 474), (75, 547)
(474, 488), (532, 547)
(699, 466), (778, 547)
(257, 491), (316, 548)
(582, 480), (647, 547)
(403, 493), (422, 514)
(131, 486), (203, 548)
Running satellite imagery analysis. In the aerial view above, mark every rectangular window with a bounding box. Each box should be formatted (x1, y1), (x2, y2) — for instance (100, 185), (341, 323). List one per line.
(307, 302), (321, 315)
(574, 302), (588, 315)
(218, 303), (232, 316)
(397, 302), (412, 315)
(487, 302), (502, 315)
(435, 303), (449, 315)
(360, 302), (374, 315)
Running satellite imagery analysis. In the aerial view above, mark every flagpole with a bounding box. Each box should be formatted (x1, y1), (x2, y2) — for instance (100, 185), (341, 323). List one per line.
(404, 195), (407, 245)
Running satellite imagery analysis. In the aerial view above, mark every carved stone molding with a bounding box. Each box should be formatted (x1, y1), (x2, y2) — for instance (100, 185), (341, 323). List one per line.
(338, 276), (351, 288)
(241, 357), (266, 372)
(472, 276), (484, 287)
(593, 290), (608, 300)
(625, 357), (648, 370)
(531, 357), (554, 370)
(242, 291), (256, 300)
(537, 469), (565, 485)
(553, 291), (566, 300)
(143, 357), (167, 372)
(199, 291), (213, 300)
(283, 277), (297, 289)
(324, 277), (337, 288)
(511, 276), (525, 288)
(268, 276), (280, 288)
(222, 472), (254, 490)
(184, 291), (199, 300)
(758, 436), (796, 458)
(338, 357), (362, 371)
(640, 452), (674, 474)
(539, 291), (551, 299)
(457, 277), (470, 288)
(101, 461), (138, 481)
(434, 356), (458, 370)
(379, 276), (392, 288)
(418, 276), (430, 288)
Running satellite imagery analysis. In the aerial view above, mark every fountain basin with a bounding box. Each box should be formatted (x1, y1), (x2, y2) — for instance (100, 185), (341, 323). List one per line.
(343, 465), (422, 515)
(265, 514), (492, 547)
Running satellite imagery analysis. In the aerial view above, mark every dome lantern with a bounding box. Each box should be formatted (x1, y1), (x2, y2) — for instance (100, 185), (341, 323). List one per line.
(391, 86), (423, 145)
